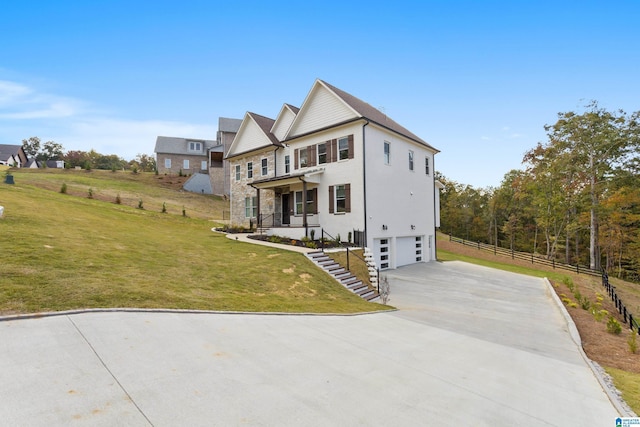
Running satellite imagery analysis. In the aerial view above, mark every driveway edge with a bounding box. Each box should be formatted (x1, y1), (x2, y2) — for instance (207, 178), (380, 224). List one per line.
(0, 307), (396, 323)
(544, 278), (636, 417)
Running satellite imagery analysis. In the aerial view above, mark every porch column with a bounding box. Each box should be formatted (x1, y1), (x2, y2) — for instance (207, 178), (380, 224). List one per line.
(256, 188), (261, 228)
(302, 180), (308, 237)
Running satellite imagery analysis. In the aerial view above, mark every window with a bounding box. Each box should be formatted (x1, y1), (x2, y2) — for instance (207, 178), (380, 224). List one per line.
(299, 148), (308, 168)
(261, 158), (268, 176)
(183, 159), (190, 169)
(329, 184), (350, 214)
(338, 137), (349, 160)
(425, 157), (430, 175)
(294, 191), (303, 215)
(188, 141), (202, 152)
(384, 141), (390, 165)
(201, 160), (207, 170)
(235, 165), (241, 181)
(247, 162), (253, 179)
(408, 150), (414, 171)
(335, 184), (346, 213)
(306, 189), (316, 213)
(164, 158), (171, 169)
(285, 155), (290, 174)
(318, 143), (327, 164)
(244, 196), (257, 218)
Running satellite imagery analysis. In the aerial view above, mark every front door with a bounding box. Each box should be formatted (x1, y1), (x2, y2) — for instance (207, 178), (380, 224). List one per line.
(282, 193), (290, 225)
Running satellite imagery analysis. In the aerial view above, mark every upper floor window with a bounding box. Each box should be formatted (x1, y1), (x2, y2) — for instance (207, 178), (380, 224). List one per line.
(384, 141), (390, 165)
(299, 147), (308, 168)
(408, 150), (414, 171)
(425, 157), (430, 175)
(338, 137), (349, 160)
(235, 165), (241, 181)
(261, 158), (268, 176)
(285, 155), (290, 174)
(188, 141), (202, 152)
(318, 143), (327, 164)
(247, 162), (253, 179)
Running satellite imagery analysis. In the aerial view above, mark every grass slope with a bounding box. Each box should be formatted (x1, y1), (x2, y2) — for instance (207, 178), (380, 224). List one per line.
(0, 168), (386, 314)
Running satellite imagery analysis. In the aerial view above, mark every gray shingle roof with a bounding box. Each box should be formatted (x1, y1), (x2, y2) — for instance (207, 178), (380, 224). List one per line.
(320, 80), (438, 152)
(0, 144), (23, 160)
(218, 117), (242, 133)
(154, 136), (217, 155)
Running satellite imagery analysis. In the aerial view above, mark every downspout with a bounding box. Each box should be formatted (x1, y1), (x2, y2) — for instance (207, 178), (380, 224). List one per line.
(432, 154), (437, 260)
(362, 120), (370, 248)
(298, 176), (308, 237)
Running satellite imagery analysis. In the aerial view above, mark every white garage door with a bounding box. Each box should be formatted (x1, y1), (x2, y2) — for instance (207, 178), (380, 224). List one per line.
(396, 236), (425, 267)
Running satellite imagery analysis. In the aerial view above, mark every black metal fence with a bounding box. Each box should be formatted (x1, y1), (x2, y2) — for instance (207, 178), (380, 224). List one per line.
(448, 234), (601, 277)
(602, 271), (640, 335)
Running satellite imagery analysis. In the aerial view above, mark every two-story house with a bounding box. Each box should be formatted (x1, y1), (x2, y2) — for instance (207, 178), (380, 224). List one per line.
(0, 144), (28, 167)
(226, 79), (440, 270)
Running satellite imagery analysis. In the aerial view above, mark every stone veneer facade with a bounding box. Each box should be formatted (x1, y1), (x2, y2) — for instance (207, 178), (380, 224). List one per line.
(229, 149), (277, 228)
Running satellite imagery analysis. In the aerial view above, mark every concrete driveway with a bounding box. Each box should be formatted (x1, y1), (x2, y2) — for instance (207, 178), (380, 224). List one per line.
(0, 261), (624, 426)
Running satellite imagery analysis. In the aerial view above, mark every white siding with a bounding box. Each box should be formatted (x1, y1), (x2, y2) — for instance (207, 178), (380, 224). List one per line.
(229, 118), (273, 157)
(364, 124), (438, 267)
(272, 107), (296, 142)
(288, 85), (357, 138)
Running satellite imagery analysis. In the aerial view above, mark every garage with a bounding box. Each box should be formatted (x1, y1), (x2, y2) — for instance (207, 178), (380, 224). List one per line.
(396, 236), (425, 267)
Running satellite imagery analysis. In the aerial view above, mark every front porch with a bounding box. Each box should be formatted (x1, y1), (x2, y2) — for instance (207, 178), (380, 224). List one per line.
(251, 169), (324, 239)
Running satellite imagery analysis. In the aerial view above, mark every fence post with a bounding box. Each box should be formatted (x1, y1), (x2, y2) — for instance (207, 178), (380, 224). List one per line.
(531, 253), (534, 264)
(552, 259), (555, 269)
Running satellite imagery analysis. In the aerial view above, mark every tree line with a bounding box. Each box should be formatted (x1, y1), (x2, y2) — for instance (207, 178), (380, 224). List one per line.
(21, 136), (156, 172)
(438, 101), (640, 281)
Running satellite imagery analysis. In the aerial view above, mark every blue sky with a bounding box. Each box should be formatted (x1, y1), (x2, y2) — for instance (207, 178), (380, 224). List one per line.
(1, 1), (638, 188)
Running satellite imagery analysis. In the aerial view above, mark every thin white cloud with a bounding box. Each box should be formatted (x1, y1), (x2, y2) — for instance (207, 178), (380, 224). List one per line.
(62, 118), (217, 159)
(0, 78), (217, 159)
(0, 79), (82, 119)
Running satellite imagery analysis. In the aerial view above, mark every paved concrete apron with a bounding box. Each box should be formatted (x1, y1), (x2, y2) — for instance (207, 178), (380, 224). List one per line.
(0, 261), (620, 426)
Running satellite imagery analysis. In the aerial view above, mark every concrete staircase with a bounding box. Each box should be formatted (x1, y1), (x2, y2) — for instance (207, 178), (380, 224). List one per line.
(306, 251), (380, 302)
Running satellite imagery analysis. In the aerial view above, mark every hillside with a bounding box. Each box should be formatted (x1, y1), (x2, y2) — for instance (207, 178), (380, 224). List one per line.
(0, 168), (387, 314)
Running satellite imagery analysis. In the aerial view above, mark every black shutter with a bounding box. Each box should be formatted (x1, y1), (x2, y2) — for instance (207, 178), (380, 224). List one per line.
(345, 183), (351, 213)
(329, 186), (334, 213)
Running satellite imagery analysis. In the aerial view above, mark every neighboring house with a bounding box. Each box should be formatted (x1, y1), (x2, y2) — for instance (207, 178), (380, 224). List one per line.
(23, 159), (65, 169)
(0, 144), (28, 167)
(226, 79), (441, 270)
(154, 117), (242, 195)
(209, 117), (242, 195)
(155, 136), (216, 175)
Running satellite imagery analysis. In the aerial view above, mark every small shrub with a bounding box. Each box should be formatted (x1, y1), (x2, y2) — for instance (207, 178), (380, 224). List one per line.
(335, 234), (341, 244)
(348, 231), (352, 243)
(132, 166), (138, 174)
(115, 194), (122, 204)
(87, 188), (93, 199)
(562, 276), (574, 292)
(591, 308), (609, 322)
(182, 206), (186, 217)
(310, 229), (315, 240)
(628, 330), (638, 354)
(268, 236), (281, 244)
(179, 169), (184, 177)
(60, 183), (67, 194)
(137, 199), (144, 209)
(162, 202), (167, 213)
(379, 275), (390, 304)
(607, 316), (622, 335)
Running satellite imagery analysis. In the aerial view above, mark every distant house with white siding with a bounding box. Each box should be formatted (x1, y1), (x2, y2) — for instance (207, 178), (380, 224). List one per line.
(226, 79), (441, 270)
(0, 144), (28, 167)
